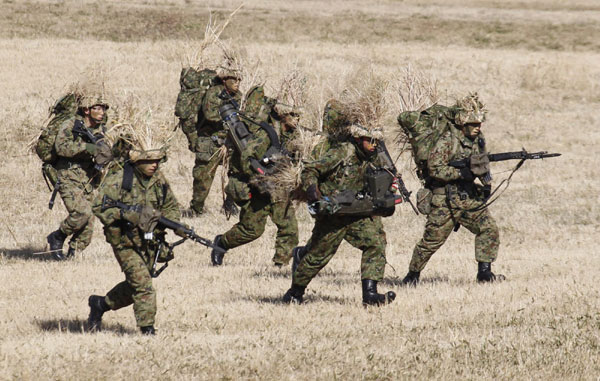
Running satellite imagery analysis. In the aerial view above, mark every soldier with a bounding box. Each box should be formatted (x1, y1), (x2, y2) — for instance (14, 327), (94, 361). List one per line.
(187, 66), (242, 216)
(282, 124), (396, 306)
(46, 93), (112, 260)
(210, 86), (299, 267)
(401, 94), (503, 286)
(87, 140), (182, 335)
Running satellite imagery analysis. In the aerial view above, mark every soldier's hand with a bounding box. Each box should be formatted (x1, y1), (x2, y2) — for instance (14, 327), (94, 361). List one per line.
(138, 206), (162, 233)
(121, 208), (141, 225)
(306, 184), (322, 203)
(459, 167), (475, 182)
(470, 153), (490, 176)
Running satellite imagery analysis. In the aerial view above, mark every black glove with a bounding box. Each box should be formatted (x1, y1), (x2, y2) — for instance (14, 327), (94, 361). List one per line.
(459, 167), (474, 182)
(306, 184), (322, 203)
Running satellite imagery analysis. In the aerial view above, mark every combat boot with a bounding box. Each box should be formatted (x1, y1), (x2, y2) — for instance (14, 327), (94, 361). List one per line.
(47, 229), (67, 261)
(88, 295), (109, 332)
(401, 271), (420, 287)
(282, 284), (306, 304)
(476, 262), (506, 283)
(140, 326), (156, 335)
(291, 246), (307, 273)
(211, 235), (227, 266)
(362, 279), (396, 306)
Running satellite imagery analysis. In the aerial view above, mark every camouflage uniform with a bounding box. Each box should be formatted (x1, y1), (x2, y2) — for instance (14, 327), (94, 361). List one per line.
(292, 141), (388, 286)
(52, 115), (104, 252)
(220, 89), (299, 265)
(92, 165), (180, 328)
(408, 129), (500, 272)
(188, 84), (240, 213)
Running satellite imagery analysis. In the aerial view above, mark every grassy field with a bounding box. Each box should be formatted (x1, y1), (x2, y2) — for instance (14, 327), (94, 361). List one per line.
(1, 0), (599, 379)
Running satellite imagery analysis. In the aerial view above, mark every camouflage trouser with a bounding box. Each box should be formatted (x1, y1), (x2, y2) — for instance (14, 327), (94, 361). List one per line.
(409, 194), (500, 272)
(221, 194), (299, 264)
(104, 247), (156, 328)
(57, 173), (95, 252)
(191, 138), (224, 213)
(293, 215), (387, 287)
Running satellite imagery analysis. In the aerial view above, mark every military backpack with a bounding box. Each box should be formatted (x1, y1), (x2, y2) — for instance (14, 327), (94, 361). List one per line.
(397, 104), (455, 181)
(174, 67), (218, 123)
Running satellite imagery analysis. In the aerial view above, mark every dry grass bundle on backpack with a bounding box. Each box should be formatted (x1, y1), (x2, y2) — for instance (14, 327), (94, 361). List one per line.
(391, 64), (439, 147)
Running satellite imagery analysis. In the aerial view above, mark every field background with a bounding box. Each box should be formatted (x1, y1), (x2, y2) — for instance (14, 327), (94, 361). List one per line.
(1, 0), (599, 379)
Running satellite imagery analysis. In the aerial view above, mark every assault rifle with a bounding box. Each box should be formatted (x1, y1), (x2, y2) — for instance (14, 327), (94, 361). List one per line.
(377, 140), (419, 215)
(218, 91), (287, 175)
(449, 149), (561, 174)
(101, 195), (225, 255)
(72, 120), (106, 172)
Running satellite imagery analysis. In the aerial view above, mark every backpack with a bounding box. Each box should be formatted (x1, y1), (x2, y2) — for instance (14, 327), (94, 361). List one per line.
(174, 67), (218, 122)
(397, 104), (454, 180)
(35, 93), (80, 165)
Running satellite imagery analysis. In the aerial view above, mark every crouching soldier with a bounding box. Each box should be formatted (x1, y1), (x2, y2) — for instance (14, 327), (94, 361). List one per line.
(87, 142), (182, 335)
(283, 123), (396, 307)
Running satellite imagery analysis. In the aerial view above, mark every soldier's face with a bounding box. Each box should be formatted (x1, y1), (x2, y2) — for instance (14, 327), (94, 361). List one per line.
(136, 160), (160, 177)
(224, 77), (240, 93)
(357, 137), (377, 153)
(85, 105), (107, 123)
(463, 123), (481, 139)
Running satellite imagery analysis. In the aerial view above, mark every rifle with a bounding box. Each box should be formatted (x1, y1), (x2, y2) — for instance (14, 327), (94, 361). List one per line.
(377, 140), (419, 215)
(49, 178), (60, 209)
(100, 195), (225, 255)
(72, 120), (106, 172)
(449, 149), (561, 173)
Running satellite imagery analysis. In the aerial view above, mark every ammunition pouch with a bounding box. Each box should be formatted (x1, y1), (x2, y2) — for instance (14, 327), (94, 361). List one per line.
(416, 188), (433, 215)
(195, 136), (218, 162)
(225, 176), (251, 204)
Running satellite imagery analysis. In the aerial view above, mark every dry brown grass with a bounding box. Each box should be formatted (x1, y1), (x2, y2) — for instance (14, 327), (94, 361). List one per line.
(1, 1), (599, 380)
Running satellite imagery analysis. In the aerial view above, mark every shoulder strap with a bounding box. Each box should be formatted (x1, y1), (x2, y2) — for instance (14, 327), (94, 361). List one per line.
(122, 162), (134, 193)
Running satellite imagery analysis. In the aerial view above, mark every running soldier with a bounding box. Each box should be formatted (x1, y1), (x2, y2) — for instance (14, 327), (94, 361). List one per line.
(401, 94), (504, 285)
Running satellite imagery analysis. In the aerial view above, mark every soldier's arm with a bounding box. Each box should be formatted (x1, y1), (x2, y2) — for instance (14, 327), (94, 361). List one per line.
(179, 118), (198, 151)
(301, 145), (344, 193)
(92, 172), (122, 226)
(428, 132), (462, 182)
(201, 87), (223, 123)
(240, 129), (270, 178)
(158, 178), (181, 222)
(54, 119), (91, 158)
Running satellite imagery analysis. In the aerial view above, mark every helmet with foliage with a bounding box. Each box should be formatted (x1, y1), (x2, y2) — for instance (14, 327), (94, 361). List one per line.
(453, 93), (487, 126)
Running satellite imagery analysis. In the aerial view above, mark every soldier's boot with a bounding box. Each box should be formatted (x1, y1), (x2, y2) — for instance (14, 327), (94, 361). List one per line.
(47, 229), (67, 261)
(140, 326), (156, 335)
(66, 247), (76, 259)
(401, 271), (420, 287)
(88, 295), (109, 332)
(476, 262), (506, 283)
(291, 246), (308, 273)
(362, 279), (396, 307)
(282, 284), (306, 304)
(211, 235), (227, 266)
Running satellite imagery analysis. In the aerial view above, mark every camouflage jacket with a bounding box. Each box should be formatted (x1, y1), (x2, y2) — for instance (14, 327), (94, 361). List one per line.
(302, 140), (384, 197)
(54, 115), (105, 184)
(428, 129), (487, 183)
(92, 166), (181, 250)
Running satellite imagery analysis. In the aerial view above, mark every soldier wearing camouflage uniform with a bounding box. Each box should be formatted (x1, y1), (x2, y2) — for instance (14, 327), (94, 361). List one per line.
(283, 124), (396, 306)
(402, 94), (503, 285)
(87, 146), (181, 335)
(46, 95), (113, 260)
(186, 68), (242, 215)
(210, 86), (299, 266)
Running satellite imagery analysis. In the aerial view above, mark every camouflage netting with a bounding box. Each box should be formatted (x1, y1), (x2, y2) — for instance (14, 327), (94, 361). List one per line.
(454, 92), (487, 125)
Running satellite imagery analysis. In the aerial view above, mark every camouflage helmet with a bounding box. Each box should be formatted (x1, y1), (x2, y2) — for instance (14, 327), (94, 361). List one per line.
(273, 103), (302, 117)
(129, 148), (166, 163)
(216, 63), (242, 80)
(322, 99), (348, 135)
(348, 123), (384, 140)
(454, 93), (486, 126)
(79, 93), (110, 110)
